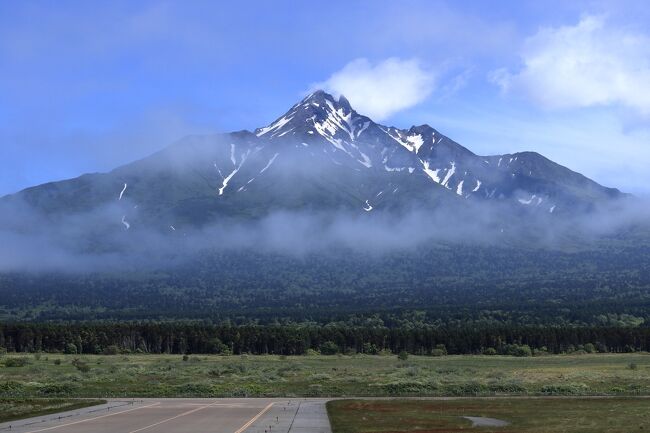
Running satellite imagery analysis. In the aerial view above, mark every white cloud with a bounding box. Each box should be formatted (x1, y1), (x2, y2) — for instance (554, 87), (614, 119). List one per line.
(313, 58), (435, 120)
(492, 16), (650, 116)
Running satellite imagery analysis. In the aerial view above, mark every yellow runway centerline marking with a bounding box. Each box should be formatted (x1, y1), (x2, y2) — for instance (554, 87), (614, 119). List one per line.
(233, 402), (275, 433)
(24, 402), (161, 433)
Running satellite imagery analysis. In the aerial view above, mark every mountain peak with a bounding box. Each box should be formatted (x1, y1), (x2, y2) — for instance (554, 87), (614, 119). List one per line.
(303, 88), (328, 98)
(300, 90), (352, 112)
(407, 124), (437, 135)
(255, 89), (369, 140)
(300, 89), (333, 105)
(336, 94), (352, 111)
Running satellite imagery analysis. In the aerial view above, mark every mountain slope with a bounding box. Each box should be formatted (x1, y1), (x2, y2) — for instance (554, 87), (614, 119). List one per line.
(2, 90), (624, 233)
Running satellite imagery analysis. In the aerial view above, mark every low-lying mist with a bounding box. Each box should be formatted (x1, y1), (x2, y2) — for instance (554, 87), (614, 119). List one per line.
(0, 192), (648, 274)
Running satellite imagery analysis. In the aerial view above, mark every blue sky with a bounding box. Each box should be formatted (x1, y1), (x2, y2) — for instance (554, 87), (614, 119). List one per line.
(2, 0), (649, 195)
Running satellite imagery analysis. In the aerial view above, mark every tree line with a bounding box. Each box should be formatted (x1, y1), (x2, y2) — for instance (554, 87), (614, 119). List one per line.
(1, 322), (649, 355)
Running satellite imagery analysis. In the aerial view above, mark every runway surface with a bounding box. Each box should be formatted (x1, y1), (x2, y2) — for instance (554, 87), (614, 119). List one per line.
(0, 398), (331, 433)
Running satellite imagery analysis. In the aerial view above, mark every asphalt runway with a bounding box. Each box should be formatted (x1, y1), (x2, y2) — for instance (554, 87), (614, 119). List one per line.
(0, 398), (331, 433)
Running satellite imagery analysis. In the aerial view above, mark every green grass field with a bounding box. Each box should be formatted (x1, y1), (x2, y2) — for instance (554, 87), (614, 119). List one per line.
(0, 398), (105, 423)
(327, 398), (650, 433)
(1, 353), (649, 398)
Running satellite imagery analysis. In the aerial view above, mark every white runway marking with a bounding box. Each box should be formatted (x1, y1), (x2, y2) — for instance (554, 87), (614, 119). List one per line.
(127, 402), (222, 433)
(23, 402), (160, 433)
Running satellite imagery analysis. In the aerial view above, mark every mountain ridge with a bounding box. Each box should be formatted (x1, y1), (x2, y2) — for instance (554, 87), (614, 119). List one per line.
(1, 90), (625, 233)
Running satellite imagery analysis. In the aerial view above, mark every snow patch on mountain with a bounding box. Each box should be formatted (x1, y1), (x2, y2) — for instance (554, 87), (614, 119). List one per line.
(357, 152), (372, 168)
(406, 134), (424, 153)
(230, 143), (237, 165)
(118, 183), (127, 200)
(218, 150), (250, 196)
(441, 162), (456, 188)
(518, 194), (545, 206)
(260, 153), (279, 173)
(383, 127), (414, 153)
(256, 114), (293, 137)
(421, 160), (441, 183)
(357, 121), (370, 138)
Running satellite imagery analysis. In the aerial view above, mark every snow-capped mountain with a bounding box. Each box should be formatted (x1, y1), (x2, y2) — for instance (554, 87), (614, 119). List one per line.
(253, 90), (621, 212)
(3, 90), (624, 231)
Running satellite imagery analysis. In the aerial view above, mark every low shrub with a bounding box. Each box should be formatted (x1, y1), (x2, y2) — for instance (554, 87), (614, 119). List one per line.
(405, 366), (419, 377)
(38, 383), (78, 396)
(501, 344), (532, 357)
(310, 373), (332, 381)
(583, 343), (596, 353)
(208, 369), (222, 377)
(319, 341), (340, 355)
(540, 383), (589, 395)
(0, 381), (26, 397)
(362, 343), (379, 355)
(174, 383), (215, 396)
(3, 357), (30, 367)
(445, 382), (489, 396)
(381, 380), (430, 394)
(103, 345), (120, 355)
(431, 344), (447, 356)
(488, 382), (527, 394)
(71, 358), (90, 373)
(436, 367), (459, 374)
(222, 363), (247, 375)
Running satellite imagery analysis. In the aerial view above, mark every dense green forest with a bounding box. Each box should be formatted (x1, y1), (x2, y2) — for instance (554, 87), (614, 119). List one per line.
(1, 241), (649, 325)
(1, 322), (649, 355)
(1, 238), (649, 355)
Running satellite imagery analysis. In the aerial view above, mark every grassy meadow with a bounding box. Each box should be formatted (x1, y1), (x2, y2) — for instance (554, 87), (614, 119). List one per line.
(327, 398), (650, 433)
(0, 352), (649, 398)
(0, 398), (105, 423)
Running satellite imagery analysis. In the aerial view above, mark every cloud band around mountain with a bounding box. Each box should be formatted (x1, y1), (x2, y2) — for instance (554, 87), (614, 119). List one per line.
(312, 57), (436, 121)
